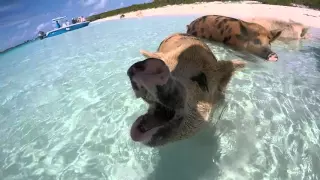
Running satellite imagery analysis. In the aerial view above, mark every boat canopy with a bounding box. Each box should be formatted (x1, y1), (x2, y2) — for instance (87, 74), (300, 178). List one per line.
(52, 16), (67, 21)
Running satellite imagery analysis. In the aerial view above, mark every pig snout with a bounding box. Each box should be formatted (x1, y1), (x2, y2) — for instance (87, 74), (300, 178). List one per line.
(262, 48), (278, 62)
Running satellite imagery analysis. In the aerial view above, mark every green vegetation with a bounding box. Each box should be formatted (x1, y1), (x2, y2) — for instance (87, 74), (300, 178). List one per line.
(86, 0), (320, 22)
(260, 0), (319, 8)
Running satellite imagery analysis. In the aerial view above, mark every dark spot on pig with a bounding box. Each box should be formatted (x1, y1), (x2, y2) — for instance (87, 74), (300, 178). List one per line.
(215, 16), (223, 22)
(225, 24), (229, 31)
(190, 72), (209, 92)
(222, 19), (228, 24)
(223, 36), (232, 44)
(227, 28), (232, 34)
(179, 37), (187, 41)
(192, 31), (197, 36)
(235, 34), (247, 41)
(217, 21), (223, 29)
(201, 28), (204, 33)
(200, 16), (207, 22)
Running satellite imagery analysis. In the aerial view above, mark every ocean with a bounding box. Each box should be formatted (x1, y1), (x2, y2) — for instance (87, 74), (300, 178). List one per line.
(0, 15), (320, 180)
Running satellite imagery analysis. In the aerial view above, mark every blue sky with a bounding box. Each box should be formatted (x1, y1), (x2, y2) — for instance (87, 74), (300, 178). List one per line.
(0, 0), (151, 51)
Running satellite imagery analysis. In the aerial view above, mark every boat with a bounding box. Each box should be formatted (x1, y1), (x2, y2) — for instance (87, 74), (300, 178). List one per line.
(37, 31), (46, 40)
(42, 16), (90, 39)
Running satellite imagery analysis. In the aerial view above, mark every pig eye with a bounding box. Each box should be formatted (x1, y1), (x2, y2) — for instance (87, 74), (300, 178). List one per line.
(253, 39), (261, 45)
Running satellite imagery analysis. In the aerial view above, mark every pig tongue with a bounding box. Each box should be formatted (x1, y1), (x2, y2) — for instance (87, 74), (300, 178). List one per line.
(130, 114), (164, 142)
(138, 116), (164, 132)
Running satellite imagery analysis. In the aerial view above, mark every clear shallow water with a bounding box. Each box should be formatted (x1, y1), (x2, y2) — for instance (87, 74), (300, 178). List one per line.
(0, 15), (320, 180)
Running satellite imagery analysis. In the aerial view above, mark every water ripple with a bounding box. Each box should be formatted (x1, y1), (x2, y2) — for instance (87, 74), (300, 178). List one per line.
(0, 16), (319, 180)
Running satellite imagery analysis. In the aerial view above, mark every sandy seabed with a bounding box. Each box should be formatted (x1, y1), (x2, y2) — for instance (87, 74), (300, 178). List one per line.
(93, 1), (320, 28)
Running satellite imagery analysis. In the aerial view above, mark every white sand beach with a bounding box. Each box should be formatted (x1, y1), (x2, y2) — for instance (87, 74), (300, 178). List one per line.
(93, 1), (320, 28)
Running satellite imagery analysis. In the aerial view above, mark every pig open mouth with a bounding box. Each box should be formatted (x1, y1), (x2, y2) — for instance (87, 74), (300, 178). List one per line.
(130, 103), (175, 142)
(267, 52), (278, 61)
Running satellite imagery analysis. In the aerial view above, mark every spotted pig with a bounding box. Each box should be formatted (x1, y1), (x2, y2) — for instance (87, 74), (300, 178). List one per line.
(127, 33), (246, 147)
(186, 15), (283, 61)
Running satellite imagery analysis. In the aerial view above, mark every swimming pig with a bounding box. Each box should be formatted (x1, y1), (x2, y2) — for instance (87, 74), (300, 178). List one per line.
(186, 15), (283, 62)
(243, 17), (310, 40)
(127, 33), (245, 147)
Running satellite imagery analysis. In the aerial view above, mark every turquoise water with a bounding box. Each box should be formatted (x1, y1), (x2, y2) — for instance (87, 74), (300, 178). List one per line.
(0, 15), (320, 180)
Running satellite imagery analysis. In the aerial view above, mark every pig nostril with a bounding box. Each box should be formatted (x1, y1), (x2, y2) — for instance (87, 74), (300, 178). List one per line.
(133, 61), (146, 72)
(127, 60), (150, 93)
(127, 60), (146, 77)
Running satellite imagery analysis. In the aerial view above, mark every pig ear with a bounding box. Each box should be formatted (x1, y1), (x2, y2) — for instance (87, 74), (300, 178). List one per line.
(300, 27), (309, 38)
(140, 49), (163, 59)
(144, 58), (170, 86)
(270, 29), (282, 42)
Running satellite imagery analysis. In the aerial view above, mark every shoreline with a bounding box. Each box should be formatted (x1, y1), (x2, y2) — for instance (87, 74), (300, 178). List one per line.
(92, 1), (320, 28)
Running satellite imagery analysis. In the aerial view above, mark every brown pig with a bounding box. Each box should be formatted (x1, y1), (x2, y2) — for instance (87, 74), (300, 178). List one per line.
(186, 15), (283, 62)
(127, 33), (245, 147)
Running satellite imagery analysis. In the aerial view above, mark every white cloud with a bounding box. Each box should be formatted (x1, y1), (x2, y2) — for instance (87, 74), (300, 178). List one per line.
(17, 21), (30, 29)
(0, 4), (20, 12)
(80, 0), (107, 10)
(0, 19), (26, 28)
(82, 0), (97, 6)
(0, 5), (12, 12)
(120, 2), (124, 7)
(35, 22), (50, 34)
(94, 0), (107, 10)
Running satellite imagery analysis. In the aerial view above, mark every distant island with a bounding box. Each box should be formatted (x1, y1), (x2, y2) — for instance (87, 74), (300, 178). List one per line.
(0, 38), (39, 54)
(86, 0), (320, 22)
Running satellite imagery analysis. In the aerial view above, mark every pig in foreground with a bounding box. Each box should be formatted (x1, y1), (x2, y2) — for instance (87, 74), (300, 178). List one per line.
(127, 33), (245, 147)
(186, 15), (283, 62)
